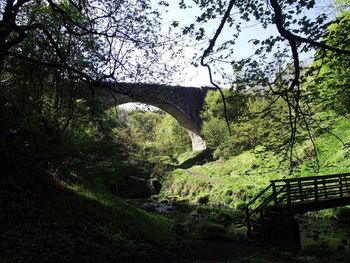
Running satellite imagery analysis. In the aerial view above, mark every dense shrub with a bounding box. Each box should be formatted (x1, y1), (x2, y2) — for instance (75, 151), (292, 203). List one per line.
(335, 207), (350, 223)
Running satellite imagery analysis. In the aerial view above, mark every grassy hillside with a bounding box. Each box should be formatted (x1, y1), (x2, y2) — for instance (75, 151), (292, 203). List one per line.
(1, 175), (174, 262)
(159, 113), (350, 209)
(2, 114), (350, 262)
(155, 112), (350, 261)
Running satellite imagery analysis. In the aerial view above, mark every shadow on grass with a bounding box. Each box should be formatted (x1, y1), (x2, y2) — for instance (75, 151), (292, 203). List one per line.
(2, 166), (350, 263)
(0, 184), (174, 263)
(177, 149), (214, 169)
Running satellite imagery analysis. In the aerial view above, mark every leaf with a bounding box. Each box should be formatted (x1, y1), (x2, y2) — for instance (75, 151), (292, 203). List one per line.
(171, 21), (179, 28)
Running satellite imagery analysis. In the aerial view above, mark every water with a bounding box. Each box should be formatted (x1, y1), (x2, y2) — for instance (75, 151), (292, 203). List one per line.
(126, 199), (174, 213)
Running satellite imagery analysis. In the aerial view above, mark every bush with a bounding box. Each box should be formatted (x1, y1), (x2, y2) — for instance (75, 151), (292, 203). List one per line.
(335, 207), (350, 223)
(210, 209), (235, 226)
(300, 241), (333, 258)
(202, 118), (230, 149)
(195, 221), (228, 240)
(197, 194), (209, 204)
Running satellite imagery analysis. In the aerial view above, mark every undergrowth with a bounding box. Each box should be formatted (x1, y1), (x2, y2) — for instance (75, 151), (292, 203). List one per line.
(159, 114), (350, 209)
(0, 178), (174, 262)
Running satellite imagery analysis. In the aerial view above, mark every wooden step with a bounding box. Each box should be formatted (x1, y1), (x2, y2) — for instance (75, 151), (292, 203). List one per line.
(263, 217), (274, 221)
(261, 217), (276, 226)
(268, 211), (282, 217)
(252, 222), (261, 231)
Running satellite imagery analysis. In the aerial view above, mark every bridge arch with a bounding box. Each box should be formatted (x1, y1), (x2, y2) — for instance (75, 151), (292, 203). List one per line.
(96, 82), (213, 151)
(115, 98), (206, 151)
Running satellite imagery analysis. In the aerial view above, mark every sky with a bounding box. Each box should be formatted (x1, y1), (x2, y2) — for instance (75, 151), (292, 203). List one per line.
(121, 0), (280, 109)
(152, 0), (280, 87)
(122, 0), (337, 109)
(151, 0), (336, 88)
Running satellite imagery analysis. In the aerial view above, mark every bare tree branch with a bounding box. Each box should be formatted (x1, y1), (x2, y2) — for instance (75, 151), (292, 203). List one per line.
(5, 51), (95, 82)
(270, 0), (350, 55)
(201, 0), (236, 136)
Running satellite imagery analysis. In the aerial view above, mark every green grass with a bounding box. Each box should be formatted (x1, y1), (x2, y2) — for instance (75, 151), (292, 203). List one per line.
(3, 112), (350, 262)
(158, 169), (211, 202)
(1, 181), (174, 262)
(159, 114), (350, 209)
(177, 150), (200, 164)
(155, 113), (350, 261)
(220, 246), (350, 263)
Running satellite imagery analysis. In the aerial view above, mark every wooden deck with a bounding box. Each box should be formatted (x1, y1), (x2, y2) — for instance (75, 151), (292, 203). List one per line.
(243, 173), (350, 249)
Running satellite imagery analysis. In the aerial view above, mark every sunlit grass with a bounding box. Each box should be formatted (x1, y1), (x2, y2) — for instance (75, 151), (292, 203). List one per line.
(160, 114), (350, 209)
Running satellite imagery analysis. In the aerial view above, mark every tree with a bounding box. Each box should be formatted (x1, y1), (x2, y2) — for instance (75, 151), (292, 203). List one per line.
(0, 0), (183, 162)
(0, 0), (179, 83)
(201, 88), (249, 123)
(201, 89), (293, 159)
(307, 10), (350, 114)
(2, 0), (350, 169)
(176, 0), (350, 169)
(124, 109), (191, 159)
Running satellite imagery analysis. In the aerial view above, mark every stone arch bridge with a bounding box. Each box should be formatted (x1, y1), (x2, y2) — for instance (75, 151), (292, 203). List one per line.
(96, 82), (215, 151)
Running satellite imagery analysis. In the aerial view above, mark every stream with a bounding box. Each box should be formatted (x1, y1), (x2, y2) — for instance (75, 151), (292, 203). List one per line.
(125, 198), (218, 222)
(125, 199), (175, 213)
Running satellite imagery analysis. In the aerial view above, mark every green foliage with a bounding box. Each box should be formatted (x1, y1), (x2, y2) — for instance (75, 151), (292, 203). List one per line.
(335, 0), (350, 11)
(0, 79), (176, 259)
(210, 209), (237, 226)
(2, 1), (350, 262)
(121, 109), (191, 160)
(300, 242), (336, 260)
(195, 221), (228, 240)
(158, 169), (214, 205)
(180, 0), (334, 98)
(1, 6), (179, 260)
(201, 89), (249, 123)
(153, 114), (191, 157)
(201, 89), (245, 152)
(201, 90), (291, 159)
(335, 206), (350, 223)
(160, 114), (350, 208)
(307, 10), (350, 114)
(197, 194), (209, 204)
(202, 118), (230, 149)
(1, 0), (172, 82)
(231, 245), (350, 263)
(177, 150), (199, 164)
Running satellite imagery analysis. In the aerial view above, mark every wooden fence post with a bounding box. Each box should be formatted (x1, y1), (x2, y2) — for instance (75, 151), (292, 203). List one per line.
(287, 181), (291, 206)
(272, 181), (277, 205)
(245, 206), (251, 231)
(339, 176), (343, 198)
(298, 180), (303, 202)
(314, 179), (318, 203)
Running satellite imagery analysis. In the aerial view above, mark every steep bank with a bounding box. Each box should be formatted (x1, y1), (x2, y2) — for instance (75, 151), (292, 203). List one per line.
(0, 171), (174, 262)
(159, 114), (350, 208)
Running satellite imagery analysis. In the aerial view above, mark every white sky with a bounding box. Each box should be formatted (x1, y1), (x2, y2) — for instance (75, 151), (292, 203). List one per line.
(152, 0), (279, 87)
(121, 0), (336, 109)
(152, 0), (336, 87)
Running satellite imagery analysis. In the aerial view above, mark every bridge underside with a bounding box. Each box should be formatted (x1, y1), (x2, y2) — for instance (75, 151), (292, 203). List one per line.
(96, 83), (208, 152)
(121, 100), (207, 151)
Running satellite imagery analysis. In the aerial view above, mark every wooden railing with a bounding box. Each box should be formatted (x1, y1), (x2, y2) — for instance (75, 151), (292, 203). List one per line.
(244, 173), (350, 231)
